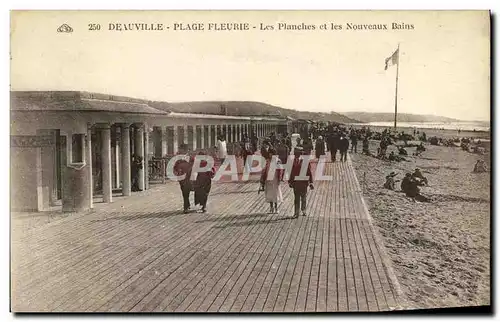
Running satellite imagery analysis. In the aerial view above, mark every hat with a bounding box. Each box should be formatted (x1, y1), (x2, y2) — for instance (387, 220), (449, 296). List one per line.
(387, 171), (397, 177)
(294, 146), (304, 153)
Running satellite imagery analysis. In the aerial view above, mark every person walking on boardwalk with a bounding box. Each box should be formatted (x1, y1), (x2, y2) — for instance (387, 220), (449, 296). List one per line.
(315, 135), (325, 159)
(350, 131), (358, 153)
(216, 134), (228, 166)
(260, 149), (284, 214)
(339, 134), (349, 162)
(240, 135), (253, 173)
(193, 151), (215, 213)
(173, 144), (194, 214)
(329, 130), (340, 162)
(276, 139), (290, 165)
(289, 147), (314, 218)
(250, 131), (258, 153)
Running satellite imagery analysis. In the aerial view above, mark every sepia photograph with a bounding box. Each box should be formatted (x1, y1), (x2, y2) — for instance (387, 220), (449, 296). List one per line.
(9, 10), (491, 313)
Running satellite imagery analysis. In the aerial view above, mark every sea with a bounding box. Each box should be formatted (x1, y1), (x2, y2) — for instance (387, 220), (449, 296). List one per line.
(349, 121), (490, 132)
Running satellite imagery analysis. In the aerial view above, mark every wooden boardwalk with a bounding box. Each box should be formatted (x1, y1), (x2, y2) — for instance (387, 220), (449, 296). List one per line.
(11, 155), (403, 312)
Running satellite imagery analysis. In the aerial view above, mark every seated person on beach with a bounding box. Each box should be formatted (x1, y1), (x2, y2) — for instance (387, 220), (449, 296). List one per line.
(473, 160), (488, 173)
(398, 147), (408, 156)
(412, 168), (428, 186)
(401, 173), (431, 202)
(383, 172), (399, 190)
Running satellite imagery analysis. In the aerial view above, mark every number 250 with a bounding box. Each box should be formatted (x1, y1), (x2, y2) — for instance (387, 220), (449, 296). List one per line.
(88, 24), (101, 31)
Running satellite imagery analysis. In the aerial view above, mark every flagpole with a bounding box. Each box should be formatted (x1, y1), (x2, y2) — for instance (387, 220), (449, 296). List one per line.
(394, 43), (400, 130)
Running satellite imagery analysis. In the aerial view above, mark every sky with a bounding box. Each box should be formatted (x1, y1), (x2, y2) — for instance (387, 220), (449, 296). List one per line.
(10, 11), (490, 121)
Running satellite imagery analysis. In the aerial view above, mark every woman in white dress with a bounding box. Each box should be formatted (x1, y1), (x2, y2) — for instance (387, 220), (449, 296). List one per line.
(260, 149), (284, 214)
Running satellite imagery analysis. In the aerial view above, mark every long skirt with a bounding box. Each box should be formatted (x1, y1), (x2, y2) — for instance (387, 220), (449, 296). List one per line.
(194, 176), (212, 207)
(264, 177), (283, 203)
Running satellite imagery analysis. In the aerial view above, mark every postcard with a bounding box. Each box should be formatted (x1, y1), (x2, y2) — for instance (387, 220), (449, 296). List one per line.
(10, 10), (490, 312)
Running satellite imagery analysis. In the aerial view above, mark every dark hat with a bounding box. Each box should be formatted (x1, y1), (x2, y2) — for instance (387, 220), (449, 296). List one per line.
(388, 171), (397, 177)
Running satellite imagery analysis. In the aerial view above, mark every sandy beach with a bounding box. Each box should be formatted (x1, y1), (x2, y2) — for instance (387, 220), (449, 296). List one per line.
(350, 138), (490, 309)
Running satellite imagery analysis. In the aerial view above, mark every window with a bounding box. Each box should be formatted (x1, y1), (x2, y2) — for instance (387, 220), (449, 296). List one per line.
(71, 133), (84, 163)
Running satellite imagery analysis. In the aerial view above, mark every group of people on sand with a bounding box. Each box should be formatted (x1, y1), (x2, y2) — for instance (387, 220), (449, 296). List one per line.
(383, 168), (431, 202)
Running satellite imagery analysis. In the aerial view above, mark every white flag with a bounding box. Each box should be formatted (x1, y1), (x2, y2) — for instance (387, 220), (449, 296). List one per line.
(384, 48), (399, 70)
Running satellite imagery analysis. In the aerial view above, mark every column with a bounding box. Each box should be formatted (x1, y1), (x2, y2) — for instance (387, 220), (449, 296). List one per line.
(173, 125), (178, 154)
(161, 127), (167, 156)
(144, 124), (150, 190)
(61, 130), (92, 212)
(225, 124), (229, 142)
(200, 125), (205, 149)
(183, 125), (188, 146)
(236, 124), (240, 141)
(100, 124), (112, 203)
(192, 125), (197, 151)
(208, 125), (212, 148)
(121, 123), (131, 196)
(114, 127), (120, 189)
(135, 124), (145, 191)
(87, 126), (93, 209)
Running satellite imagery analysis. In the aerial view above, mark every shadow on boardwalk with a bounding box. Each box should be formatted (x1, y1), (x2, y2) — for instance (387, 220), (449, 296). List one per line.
(91, 210), (190, 222)
(212, 215), (296, 229)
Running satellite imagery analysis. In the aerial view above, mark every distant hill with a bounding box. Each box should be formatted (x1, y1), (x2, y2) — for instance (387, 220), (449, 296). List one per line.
(150, 100), (360, 124)
(342, 112), (461, 123)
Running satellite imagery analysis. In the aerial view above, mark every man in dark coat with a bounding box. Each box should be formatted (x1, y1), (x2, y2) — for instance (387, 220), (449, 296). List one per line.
(289, 147), (314, 218)
(350, 131), (358, 153)
(277, 139), (290, 164)
(327, 131), (339, 162)
(250, 132), (258, 153)
(173, 144), (194, 213)
(339, 135), (349, 162)
(315, 136), (325, 159)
